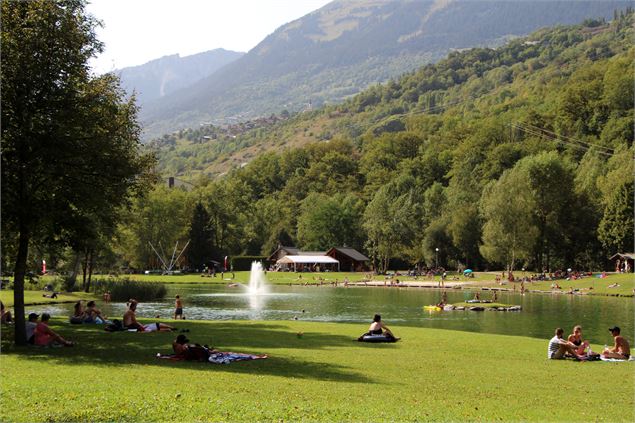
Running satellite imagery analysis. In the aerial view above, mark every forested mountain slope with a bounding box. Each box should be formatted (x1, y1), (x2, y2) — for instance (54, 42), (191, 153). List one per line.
(139, 0), (630, 139)
(128, 13), (634, 272)
(116, 48), (244, 108)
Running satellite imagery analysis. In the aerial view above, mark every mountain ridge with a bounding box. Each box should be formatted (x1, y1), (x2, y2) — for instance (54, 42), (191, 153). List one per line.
(139, 0), (631, 139)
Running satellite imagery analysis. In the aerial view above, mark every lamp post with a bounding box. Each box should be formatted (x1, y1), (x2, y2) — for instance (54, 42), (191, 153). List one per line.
(435, 248), (439, 269)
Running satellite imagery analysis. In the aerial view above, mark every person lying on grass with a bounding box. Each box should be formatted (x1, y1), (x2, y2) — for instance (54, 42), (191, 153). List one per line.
(603, 327), (630, 360)
(172, 334), (213, 361)
(34, 313), (74, 347)
(365, 314), (398, 340)
(547, 327), (584, 360)
(123, 300), (174, 332)
(567, 325), (590, 355)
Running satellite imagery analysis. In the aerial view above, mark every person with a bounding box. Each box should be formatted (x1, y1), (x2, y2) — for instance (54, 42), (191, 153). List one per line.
(172, 334), (212, 361)
(1, 301), (12, 324)
(603, 326), (630, 360)
(366, 314), (398, 340)
(123, 300), (174, 332)
(34, 313), (73, 347)
(102, 291), (111, 303)
(85, 300), (108, 324)
(492, 290), (498, 302)
(547, 328), (583, 360)
(70, 301), (86, 323)
(567, 325), (589, 356)
(26, 313), (39, 344)
(174, 295), (184, 320)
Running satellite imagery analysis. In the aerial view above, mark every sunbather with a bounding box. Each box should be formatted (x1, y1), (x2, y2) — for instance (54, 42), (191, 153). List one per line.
(85, 301), (108, 323)
(123, 300), (174, 332)
(603, 327), (630, 360)
(366, 314), (397, 339)
(567, 325), (590, 355)
(34, 313), (74, 347)
(1, 301), (12, 323)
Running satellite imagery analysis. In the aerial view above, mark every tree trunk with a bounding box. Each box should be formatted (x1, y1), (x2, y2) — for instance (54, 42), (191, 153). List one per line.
(81, 248), (89, 291)
(85, 249), (94, 293)
(13, 225), (30, 345)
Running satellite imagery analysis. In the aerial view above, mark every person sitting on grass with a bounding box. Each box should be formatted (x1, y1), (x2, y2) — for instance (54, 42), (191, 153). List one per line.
(603, 327), (630, 360)
(26, 313), (39, 344)
(366, 314), (398, 340)
(567, 325), (590, 355)
(1, 301), (12, 324)
(123, 300), (174, 332)
(70, 301), (86, 323)
(34, 313), (74, 347)
(85, 301), (108, 324)
(547, 327), (584, 360)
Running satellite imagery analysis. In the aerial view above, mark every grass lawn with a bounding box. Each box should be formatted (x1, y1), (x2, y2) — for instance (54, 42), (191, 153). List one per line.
(1, 319), (632, 422)
(0, 290), (96, 307)
(464, 272), (635, 297)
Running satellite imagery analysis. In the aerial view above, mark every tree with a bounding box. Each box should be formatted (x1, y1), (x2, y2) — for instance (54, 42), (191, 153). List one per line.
(297, 193), (364, 251)
(186, 203), (215, 272)
(479, 169), (538, 272)
(598, 180), (634, 253)
(1, 0), (155, 345)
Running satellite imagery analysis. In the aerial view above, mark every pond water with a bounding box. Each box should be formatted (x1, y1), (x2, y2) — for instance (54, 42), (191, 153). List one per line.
(33, 284), (633, 345)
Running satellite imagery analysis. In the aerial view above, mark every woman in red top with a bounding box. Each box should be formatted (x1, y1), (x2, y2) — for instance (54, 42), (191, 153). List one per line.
(34, 313), (73, 346)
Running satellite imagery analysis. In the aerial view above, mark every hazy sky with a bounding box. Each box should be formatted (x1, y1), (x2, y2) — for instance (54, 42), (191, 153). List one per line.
(87, 0), (332, 74)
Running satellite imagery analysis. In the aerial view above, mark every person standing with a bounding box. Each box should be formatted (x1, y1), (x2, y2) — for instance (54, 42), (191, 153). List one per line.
(174, 295), (184, 320)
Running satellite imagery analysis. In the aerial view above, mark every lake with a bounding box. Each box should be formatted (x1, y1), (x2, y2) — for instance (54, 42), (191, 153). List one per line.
(31, 283), (633, 345)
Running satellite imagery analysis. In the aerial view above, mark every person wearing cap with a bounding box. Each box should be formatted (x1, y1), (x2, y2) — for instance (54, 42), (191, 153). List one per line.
(26, 313), (39, 344)
(34, 313), (73, 347)
(603, 327), (630, 360)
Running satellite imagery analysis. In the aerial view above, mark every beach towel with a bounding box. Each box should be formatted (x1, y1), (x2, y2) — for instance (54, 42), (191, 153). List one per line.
(157, 351), (268, 364)
(599, 356), (635, 362)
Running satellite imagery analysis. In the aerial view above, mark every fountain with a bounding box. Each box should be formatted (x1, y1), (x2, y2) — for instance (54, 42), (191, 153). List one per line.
(244, 261), (269, 310)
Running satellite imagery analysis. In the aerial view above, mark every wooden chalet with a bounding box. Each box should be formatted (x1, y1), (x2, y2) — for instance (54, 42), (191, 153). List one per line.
(326, 247), (370, 272)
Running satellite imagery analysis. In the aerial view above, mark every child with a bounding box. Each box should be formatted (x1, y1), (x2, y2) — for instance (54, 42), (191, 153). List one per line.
(174, 295), (184, 320)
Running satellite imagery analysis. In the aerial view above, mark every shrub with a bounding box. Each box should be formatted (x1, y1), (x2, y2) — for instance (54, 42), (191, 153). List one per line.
(91, 278), (167, 302)
(231, 256), (268, 271)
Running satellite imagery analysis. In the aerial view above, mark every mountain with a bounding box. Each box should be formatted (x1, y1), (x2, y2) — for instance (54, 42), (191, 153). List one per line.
(149, 11), (634, 180)
(115, 48), (244, 107)
(139, 0), (631, 139)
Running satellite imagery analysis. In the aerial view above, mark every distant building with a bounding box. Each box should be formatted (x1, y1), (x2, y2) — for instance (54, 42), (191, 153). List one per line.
(326, 247), (370, 272)
(609, 253), (635, 273)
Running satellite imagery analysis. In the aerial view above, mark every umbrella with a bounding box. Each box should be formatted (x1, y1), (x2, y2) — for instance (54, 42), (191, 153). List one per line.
(463, 269), (473, 275)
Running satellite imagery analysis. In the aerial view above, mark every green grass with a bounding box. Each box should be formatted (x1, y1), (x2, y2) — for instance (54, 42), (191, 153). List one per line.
(464, 272), (635, 297)
(0, 290), (96, 307)
(1, 319), (632, 422)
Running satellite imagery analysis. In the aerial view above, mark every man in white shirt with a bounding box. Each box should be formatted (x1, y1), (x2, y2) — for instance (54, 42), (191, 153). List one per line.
(548, 327), (583, 359)
(25, 312), (39, 344)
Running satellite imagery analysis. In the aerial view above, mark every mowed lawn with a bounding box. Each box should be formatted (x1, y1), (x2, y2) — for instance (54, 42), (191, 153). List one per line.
(1, 319), (632, 422)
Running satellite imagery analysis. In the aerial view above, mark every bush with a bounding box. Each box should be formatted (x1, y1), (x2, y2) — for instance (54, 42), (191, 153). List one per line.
(231, 256), (268, 271)
(91, 278), (167, 302)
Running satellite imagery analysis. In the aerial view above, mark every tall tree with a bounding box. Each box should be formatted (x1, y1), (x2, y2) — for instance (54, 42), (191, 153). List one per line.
(186, 203), (215, 272)
(1, 0), (154, 344)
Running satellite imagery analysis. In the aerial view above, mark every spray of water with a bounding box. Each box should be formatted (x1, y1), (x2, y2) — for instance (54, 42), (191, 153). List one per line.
(248, 261), (269, 295)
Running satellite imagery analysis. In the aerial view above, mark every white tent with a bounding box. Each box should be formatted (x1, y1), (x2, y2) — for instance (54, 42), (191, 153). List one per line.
(276, 255), (340, 272)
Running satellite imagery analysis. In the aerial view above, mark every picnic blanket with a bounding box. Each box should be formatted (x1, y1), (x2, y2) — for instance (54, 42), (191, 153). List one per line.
(157, 351), (268, 364)
(599, 355), (635, 362)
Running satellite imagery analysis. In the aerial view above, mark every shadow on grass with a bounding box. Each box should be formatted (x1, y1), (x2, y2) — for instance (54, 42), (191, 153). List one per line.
(0, 320), (377, 384)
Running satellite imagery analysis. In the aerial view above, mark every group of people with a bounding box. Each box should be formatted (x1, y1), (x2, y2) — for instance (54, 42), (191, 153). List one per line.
(71, 300), (110, 324)
(25, 312), (74, 347)
(548, 325), (630, 361)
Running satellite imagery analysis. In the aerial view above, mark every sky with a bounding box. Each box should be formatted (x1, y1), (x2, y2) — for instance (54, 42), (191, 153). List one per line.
(86, 0), (332, 74)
